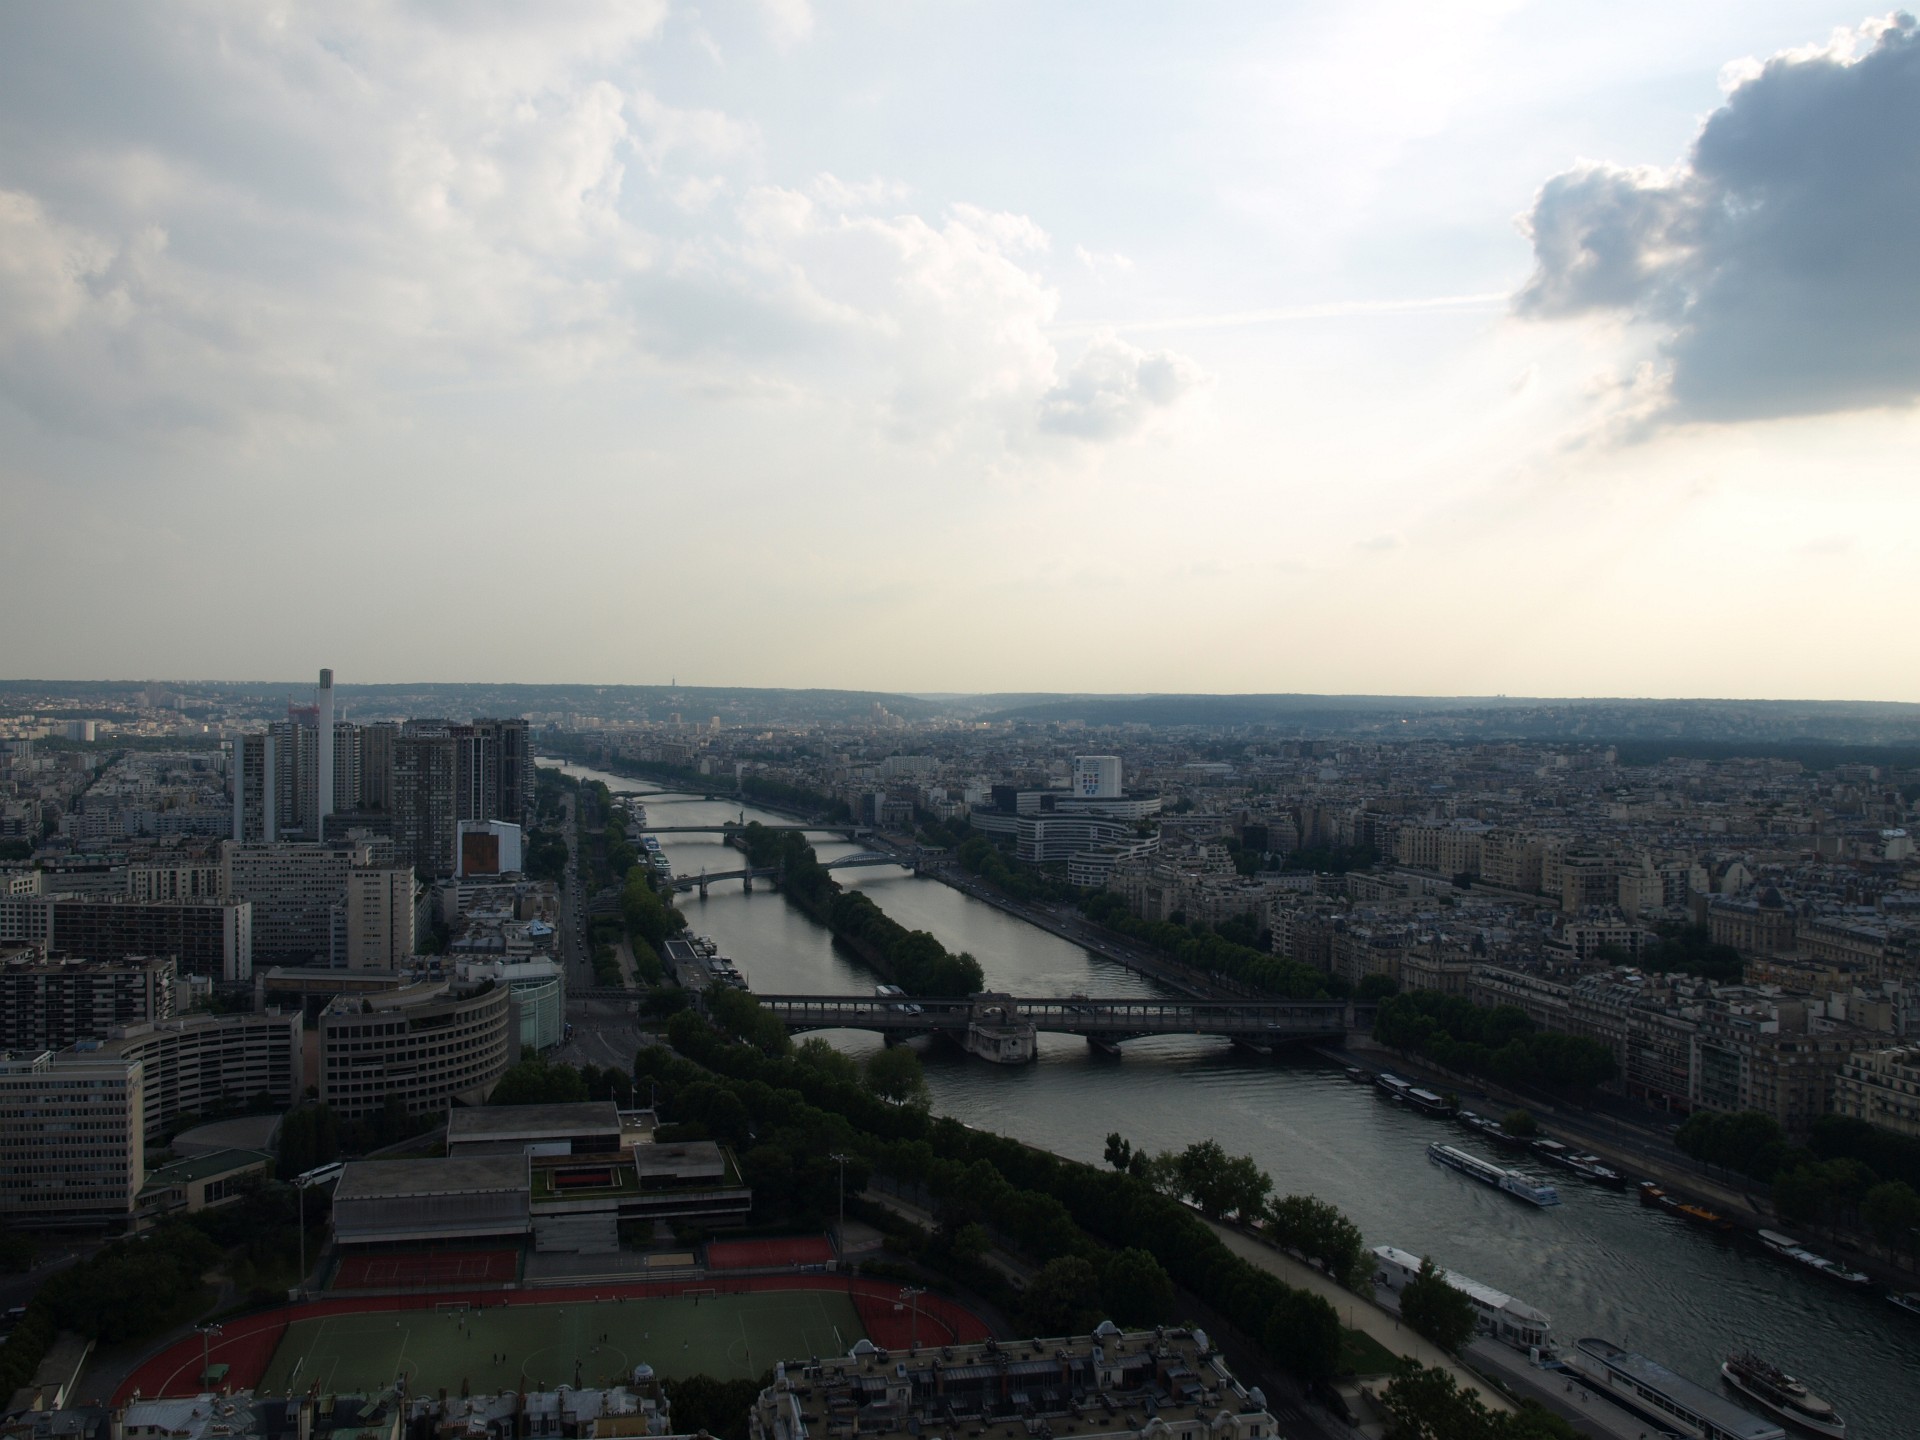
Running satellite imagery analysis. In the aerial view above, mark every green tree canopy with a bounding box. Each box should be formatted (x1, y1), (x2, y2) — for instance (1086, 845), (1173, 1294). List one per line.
(1021, 1256), (1101, 1336)
(1399, 1257), (1477, 1354)
(864, 1045), (931, 1111)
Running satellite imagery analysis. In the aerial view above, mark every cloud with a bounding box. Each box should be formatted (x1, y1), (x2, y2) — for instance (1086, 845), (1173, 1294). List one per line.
(1515, 13), (1920, 423)
(756, 0), (815, 48)
(1037, 334), (1202, 440)
(0, 5), (1165, 462)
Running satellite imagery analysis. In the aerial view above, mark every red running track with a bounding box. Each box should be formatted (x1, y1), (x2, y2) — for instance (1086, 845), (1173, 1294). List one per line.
(114, 1274), (992, 1404)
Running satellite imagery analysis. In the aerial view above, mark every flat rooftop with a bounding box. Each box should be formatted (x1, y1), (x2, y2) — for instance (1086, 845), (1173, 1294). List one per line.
(447, 1101), (622, 1140)
(335, 1156), (527, 1201)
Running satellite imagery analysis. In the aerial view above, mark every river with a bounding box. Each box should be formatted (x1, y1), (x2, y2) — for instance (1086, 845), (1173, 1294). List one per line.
(550, 761), (1916, 1436)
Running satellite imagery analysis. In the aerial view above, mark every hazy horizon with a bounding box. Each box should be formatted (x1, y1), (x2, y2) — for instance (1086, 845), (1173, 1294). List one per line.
(4, 5), (1917, 698)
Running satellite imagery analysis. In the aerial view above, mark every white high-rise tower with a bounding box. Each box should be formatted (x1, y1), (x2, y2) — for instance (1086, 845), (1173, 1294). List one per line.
(316, 667), (335, 838)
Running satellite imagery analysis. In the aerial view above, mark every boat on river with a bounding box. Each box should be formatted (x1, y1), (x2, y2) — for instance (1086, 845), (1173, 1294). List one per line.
(1456, 1110), (1534, 1151)
(1639, 1180), (1734, 1232)
(1371, 1244), (1552, 1351)
(1427, 1141), (1560, 1206)
(1531, 1138), (1627, 1187)
(1720, 1351), (1846, 1438)
(1888, 1290), (1920, 1317)
(1570, 1338), (1784, 1440)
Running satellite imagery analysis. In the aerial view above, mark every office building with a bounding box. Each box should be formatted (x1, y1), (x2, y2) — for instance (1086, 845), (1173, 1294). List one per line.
(0, 954), (176, 1050)
(0, 1049), (144, 1224)
(1072, 754), (1124, 799)
(456, 820), (523, 878)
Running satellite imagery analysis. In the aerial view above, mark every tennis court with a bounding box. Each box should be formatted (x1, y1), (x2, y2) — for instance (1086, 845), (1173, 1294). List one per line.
(706, 1235), (836, 1270)
(254, 1288), (864, 1395)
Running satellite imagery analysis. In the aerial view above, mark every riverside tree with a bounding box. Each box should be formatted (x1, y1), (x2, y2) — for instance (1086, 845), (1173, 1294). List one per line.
(1399, 1256), (1478, 1353)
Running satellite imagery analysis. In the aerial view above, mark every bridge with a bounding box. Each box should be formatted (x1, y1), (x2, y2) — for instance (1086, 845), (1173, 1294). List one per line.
(753, 991), (1351, 1055)
(640, 824), (872, 837)
(670, 851), (912, 896)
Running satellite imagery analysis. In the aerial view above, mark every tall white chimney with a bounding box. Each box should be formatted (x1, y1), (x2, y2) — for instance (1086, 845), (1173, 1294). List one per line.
(317, 667), (335, 838)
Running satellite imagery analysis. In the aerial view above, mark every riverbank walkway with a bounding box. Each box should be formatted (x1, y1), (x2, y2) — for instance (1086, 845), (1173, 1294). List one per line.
(1202, 1220), (1515, 1415)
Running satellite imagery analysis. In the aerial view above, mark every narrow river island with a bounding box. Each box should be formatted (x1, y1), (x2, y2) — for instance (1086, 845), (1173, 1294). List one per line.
(551, 761), (1917, 1439)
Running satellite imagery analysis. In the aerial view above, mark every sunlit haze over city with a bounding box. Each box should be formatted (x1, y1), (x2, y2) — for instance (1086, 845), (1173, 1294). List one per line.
(3, 4), (1918, 696)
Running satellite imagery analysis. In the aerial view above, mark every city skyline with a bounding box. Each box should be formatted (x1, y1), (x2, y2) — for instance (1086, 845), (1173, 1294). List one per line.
(3, 4), (1917, 698)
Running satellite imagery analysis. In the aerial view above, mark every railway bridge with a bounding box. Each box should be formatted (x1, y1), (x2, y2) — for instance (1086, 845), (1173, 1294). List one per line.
(754, 991), (1351, 1059)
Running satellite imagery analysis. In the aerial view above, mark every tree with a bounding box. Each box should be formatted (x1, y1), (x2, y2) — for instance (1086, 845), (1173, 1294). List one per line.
(864, 1045), (931, 1110)
(490, 1057), (589, 1106)
(795, 1036), (861, 1086)
(1098, 1247), (1175, 1326)
(1357, 973), (1401, 1002)
(1380, 1364), (1577, 1440)
(1104, 1132), (1133, 1172)
(1021, 1256), (1100, 1336)
(1266, 1194), (1370, 1288)
(1399, 1256), (1477, 1354)
(1863, 1180), (1920, 1256)
(1501, 1109), (1537, 1138)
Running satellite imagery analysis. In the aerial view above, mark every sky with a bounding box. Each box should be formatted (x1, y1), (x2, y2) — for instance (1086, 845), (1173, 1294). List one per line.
(2, 2), (1917, 700)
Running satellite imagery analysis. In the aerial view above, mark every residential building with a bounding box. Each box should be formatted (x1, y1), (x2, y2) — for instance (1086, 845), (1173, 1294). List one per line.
(338, 864), (417, 971)
(0, 954), (176, 1050)
(749, 1327), (1278, 1440)
(0, 1049), (144, 1224)
(88, 1010), (303, 1139)
(37, 897), (252, 981)
(316, 976), (512, 1118)
(222, 839), (372, 966)
(1833, 1045), (1920, 1139)
(393, 728), (458, 877)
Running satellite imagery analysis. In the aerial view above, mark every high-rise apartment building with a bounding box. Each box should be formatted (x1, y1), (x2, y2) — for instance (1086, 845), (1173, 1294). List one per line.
(339, 864), (417, 971)
(359, 722), (397, 812)
(0, 954), (176, 1050)
(393, 727), (457, 877)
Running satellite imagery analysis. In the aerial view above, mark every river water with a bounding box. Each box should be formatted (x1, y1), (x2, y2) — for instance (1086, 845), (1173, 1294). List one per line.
(551, 762), (1915, 1436)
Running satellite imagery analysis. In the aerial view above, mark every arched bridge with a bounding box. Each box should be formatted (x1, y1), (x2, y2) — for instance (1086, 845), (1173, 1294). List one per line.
(642, 823), (874, 836)
(753, 991), (1351, 1051)
(671, 851), (912, 895)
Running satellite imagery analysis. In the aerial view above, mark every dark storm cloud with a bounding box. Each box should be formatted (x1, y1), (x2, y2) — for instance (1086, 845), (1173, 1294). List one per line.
(1516, 13), (1920, 422)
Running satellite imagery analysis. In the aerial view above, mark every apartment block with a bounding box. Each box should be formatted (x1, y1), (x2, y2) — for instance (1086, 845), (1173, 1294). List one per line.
(222, 839), (371, 965)
(1833, 1045), (1920, 1139)
(0, 954), (176, 1050)
(0, 1049), (144, 1223)
(90, 1011), (303, 1140)
(317, 977), (512, 1119)
(43, 897), (253, 981)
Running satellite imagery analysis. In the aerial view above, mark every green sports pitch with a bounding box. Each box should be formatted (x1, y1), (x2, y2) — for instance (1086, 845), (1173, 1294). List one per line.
(255, 1291), (865, 1396)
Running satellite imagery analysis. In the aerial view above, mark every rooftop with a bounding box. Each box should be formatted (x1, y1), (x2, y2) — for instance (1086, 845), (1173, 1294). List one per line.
(334, 1156), (527, 1201)
(447, 1101), (621, 1140)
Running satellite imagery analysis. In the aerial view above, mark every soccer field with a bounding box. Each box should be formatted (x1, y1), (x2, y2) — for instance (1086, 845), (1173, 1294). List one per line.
(255, 1290), (864, 1396)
